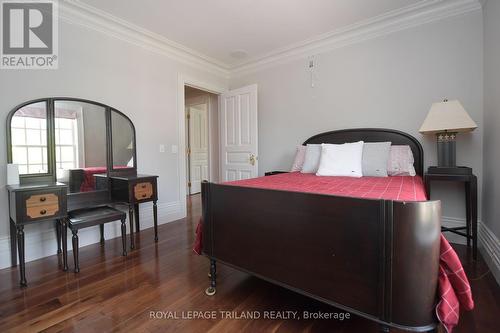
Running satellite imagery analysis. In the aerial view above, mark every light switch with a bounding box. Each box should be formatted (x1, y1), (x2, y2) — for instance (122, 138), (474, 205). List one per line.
(171, 145), (178, 154)
(159, 144), (165, 153)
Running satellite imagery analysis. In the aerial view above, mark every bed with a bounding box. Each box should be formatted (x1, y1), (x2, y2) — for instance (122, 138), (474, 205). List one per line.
(200, 128), (441, 332)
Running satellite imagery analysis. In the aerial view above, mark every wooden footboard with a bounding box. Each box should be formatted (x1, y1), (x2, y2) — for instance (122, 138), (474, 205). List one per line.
(201, 181), (441, 332)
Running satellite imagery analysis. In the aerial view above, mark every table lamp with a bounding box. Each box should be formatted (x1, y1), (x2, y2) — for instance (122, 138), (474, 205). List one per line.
(419, 99), (477, 174)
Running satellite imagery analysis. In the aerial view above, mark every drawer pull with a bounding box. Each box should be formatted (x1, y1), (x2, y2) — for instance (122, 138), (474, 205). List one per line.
(40, 197), (47, 202)
(142, 185), (147, 189)
(40, 209), (47, 215)
(142, 194), (147, 198)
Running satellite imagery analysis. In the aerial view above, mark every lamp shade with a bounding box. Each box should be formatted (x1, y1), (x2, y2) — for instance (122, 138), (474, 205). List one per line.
(419, 100), (477, 134)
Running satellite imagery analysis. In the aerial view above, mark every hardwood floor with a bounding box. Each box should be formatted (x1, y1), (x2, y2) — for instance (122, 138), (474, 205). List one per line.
(0, 195), (498, 333)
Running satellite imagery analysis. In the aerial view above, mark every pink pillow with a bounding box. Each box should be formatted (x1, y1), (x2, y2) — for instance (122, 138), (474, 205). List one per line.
(290, 145), (306, 172)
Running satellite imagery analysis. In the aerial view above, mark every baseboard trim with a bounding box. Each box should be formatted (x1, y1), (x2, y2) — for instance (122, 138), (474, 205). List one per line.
(0, 201), (183, 270)
(478, 222), (500, 285)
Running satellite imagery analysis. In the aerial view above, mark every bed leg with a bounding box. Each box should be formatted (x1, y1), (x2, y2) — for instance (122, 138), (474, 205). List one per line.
(205, 259), (217, 296)
(379, 325), (390, 332)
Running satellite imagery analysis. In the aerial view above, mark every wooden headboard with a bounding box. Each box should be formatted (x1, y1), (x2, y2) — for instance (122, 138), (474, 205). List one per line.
(303, 128), (424, 176)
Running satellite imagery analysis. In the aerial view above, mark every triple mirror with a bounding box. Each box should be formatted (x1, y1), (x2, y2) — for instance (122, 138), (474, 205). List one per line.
(7, 98), (136, 193)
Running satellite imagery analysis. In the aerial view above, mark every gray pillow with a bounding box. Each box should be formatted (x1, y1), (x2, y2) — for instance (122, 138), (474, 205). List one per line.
(362, 142), (391, 177)
(301, 144), (322, 173)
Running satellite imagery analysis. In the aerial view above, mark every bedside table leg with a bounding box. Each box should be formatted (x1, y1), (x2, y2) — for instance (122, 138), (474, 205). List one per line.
(465, 182), (471, 248)
(471, 177), (478, 260)
(153, 200), (158, 242)
(16, 225), (27, 287)
(129, 205), (135, 250)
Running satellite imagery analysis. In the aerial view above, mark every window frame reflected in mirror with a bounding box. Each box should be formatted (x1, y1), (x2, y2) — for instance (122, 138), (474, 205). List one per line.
(110, 108), (137, 176)
(7, 98), (137, 186)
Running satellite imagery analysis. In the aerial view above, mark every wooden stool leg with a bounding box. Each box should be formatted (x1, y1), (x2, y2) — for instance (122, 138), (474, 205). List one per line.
(99, 224), (105, 244)
(121, 218), (127, 256)
(72, 229), (80, 273)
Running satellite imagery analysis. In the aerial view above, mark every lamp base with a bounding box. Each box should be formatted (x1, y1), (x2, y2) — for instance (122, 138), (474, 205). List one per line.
(428, 166), (472, 175)
(436, 132), (457, 167)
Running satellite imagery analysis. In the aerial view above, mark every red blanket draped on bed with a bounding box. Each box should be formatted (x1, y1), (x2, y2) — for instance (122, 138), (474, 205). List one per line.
(193, 173), (474, 332)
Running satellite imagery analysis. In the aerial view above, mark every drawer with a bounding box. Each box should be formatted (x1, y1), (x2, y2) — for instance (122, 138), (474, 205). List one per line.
(134, 182), (153, 201)
(26, 193), (59, 208)
(26, 203), (60, 219)
(23, 192), (61, 220)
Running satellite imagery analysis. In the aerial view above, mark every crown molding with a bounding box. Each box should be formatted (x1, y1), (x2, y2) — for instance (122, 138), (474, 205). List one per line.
(59, 0), (231, 78)
(231, 0), (482, 76)
(59, 0), (481, 80)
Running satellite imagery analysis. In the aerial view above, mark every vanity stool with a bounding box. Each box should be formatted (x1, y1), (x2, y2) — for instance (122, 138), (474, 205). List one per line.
(66, 206), (127, 273)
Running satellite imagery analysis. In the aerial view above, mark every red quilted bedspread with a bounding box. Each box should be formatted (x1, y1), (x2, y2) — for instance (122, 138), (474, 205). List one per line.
(194, 173), (473, 332)
(225, 172), (427, 201)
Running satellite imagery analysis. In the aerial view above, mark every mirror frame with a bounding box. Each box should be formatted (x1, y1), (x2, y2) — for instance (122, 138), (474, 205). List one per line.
(6, 97), (137, 184)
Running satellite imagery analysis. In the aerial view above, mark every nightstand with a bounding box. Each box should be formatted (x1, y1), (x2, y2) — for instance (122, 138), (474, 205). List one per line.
(424, 170), (477, 260)
(7, 182), (68, 286)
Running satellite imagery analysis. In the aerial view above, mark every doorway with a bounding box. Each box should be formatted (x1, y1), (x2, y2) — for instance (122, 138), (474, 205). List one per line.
(185, 86), (219, 195)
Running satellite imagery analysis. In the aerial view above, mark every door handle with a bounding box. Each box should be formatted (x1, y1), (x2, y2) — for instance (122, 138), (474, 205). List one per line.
(249, 154), (257, 166)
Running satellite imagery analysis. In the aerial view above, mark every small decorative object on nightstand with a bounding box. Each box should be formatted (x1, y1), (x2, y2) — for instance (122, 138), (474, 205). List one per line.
(419, 99), (477, 175)
(425, 170), (477, 260)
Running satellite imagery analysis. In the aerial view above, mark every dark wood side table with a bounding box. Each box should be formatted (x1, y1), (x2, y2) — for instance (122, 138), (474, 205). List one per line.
(424, 171), (477, 260)
(7, 183), (68, 286)
(107, 174), (159, 249)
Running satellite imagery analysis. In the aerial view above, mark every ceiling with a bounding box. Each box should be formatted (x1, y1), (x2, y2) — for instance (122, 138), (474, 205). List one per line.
(78, 0), (424, 68)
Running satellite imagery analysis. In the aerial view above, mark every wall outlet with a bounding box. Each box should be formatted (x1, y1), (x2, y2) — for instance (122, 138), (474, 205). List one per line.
(171, 145), (178, 154)
(159, 144), (165, 153)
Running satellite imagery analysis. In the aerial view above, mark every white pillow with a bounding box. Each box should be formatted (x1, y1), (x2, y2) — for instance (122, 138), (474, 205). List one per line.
(387, 145), (416, 176)
(316, 141), (364, 177)
(290, 145), (306, 172)
(301, 144), (322, 173)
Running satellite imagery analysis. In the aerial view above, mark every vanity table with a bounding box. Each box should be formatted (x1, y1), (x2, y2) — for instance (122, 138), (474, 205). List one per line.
(6, 97), (159, 287)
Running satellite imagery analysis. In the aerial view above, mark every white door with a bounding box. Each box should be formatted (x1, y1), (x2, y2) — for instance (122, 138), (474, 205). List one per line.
(220, 84), (258, 181)
(188, 104), (209, 194)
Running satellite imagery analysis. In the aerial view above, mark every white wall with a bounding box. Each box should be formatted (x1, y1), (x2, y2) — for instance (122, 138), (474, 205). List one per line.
(0, 19), (227, 269)
(483, 0), (500, 239)
(230, 12), (484, 224)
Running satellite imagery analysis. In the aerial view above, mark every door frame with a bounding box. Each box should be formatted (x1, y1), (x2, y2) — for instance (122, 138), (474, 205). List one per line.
(177, 74), (226, 217)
